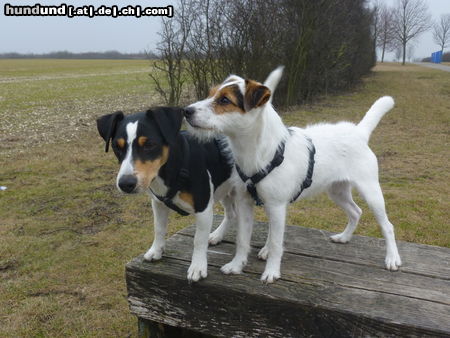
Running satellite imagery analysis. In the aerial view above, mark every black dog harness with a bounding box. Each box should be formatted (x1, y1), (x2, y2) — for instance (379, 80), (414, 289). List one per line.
(235, 131), (316, 206)
(150, 136), (191, 216)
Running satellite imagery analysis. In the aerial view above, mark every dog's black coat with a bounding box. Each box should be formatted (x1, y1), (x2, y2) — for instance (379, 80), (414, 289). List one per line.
(97, 107), (233, 214)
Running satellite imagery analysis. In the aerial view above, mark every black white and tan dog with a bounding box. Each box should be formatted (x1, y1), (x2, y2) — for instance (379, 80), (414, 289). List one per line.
(185, 66), (402, 283)
(96, 107), (240, 282)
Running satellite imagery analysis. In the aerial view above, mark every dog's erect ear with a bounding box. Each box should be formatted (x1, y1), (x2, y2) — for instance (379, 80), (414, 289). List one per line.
(96, 111), (124, 152)
(244, 80), (271, 111)
(147, 107), (184, 144)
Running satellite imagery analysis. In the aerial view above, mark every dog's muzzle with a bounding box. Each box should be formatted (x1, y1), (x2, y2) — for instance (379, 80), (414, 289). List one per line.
(183, 107), (199, 128)
(118, 175), (138, 193)
(183, 107), (195, 118)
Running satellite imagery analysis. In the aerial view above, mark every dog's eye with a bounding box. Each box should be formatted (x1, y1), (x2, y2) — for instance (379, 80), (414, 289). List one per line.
(219, 96), (231, 105)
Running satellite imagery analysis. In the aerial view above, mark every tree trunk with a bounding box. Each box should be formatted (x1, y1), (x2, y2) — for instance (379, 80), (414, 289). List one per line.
(402, 41), (406, 65)
(381, 41), (386, 63)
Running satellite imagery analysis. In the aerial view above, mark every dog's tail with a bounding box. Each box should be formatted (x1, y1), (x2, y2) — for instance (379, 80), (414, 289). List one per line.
(358, 96), (394, 139)
(264, 66), (284, 103)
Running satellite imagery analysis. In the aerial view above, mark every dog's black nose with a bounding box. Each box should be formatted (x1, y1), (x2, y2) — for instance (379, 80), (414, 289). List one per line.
(183, 107), (195, 118)
(118, 175), (137, 193)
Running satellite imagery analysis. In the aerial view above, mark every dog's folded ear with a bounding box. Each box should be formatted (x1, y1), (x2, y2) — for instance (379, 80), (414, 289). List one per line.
(96, 111), (124, 152)
(147, 107), (184, 145)
(244, 80), (271, 111)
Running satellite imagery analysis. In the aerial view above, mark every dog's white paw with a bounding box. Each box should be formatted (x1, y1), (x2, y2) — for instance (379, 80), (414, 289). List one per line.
(221, 258), (246, 275)
(261, 267), (280, 284)
(330, 232), (352, 243)
(208, 229), (224, 245)
(187, 260), (207, 282)
(385, 252), (402, 271)
(143, 246), (164, 261)
(258, 246), (270, 260)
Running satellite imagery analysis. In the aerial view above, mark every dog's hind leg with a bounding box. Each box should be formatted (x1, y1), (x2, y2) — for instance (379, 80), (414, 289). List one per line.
(257, 228), (271, 260)
(328, 181), (362, 243)
(221, 193), (254, 275)
(209, 194), (237, 245)
(355, 180), (402, 271)
(261, 203), (287, 283)
(144, 198), (170, 261)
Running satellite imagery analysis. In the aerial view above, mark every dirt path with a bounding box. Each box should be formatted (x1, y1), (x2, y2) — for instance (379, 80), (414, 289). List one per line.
(413, 62), (450, 72)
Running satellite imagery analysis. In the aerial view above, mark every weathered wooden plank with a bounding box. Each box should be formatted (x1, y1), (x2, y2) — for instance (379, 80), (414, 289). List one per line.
(179, 216), (450, 280)
(127, 216), (450, 337)
(127, 254), (450, 337)
(164, 233), (450, 305)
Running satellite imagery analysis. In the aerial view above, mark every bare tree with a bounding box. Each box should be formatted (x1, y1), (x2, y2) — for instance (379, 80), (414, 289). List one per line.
(433, 14), (450, 54)
(377, 6), (395, 63)
(392, 0), (431, 65)
(371, 0), (381, 61)
(149, 0), (195, 105)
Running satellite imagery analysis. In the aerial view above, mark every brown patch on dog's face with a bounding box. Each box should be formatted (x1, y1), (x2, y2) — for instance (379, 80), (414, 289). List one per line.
(212, 84), (245, 115)
(117, 138), (126, 149)
(244, 79), (271, 111)
(138, 136), (148, 147)
(179, 191), (194, 208)
(134, 146), (169, 189)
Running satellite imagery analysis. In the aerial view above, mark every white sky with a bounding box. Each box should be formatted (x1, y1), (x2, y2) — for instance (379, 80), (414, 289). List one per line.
(1, 0), (449, 59)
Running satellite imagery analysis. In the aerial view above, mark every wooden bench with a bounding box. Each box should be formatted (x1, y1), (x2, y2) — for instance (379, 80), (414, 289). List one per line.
(126, 215), (450, 337)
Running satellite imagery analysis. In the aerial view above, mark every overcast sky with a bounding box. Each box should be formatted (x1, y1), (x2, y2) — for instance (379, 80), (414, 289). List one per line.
(0, 0), (175, 54)
(372, 0), (450, 61)
(1, 0), (449, 60)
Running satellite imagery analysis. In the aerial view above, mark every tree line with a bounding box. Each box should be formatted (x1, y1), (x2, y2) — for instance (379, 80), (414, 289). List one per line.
(150, 0), (376, 107)
(0, 51), (154, 59)
(150, 0), (449, 107)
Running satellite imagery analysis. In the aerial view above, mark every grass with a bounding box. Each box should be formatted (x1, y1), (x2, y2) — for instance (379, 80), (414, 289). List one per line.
(0, 60), (449, 336)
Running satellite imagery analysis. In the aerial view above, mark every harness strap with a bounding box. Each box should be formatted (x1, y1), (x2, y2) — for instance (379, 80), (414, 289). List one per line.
(235, 138), (286, 206)
(150, 135), (191, 216)
(290, 137), (315, 203)
(236, 140), (286, 186)
(236, 131), (315, 206)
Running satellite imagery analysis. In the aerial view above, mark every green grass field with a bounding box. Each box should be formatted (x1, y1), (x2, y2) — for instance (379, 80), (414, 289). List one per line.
(0, 60), (449, 336)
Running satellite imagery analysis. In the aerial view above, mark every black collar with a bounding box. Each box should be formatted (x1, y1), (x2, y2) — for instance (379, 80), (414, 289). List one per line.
(150, 135), (191, 216)
(235, 131), (315, 206)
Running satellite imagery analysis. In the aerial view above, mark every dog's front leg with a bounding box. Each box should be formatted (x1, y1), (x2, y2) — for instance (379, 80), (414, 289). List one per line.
(221, 192), (254, 274)
(261, 203), (287, 283)
(187, 200), (214, 282)
(144, 198), (170, 261)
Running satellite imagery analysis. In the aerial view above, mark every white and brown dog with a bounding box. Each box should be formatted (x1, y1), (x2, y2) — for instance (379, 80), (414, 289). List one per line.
(184, 66), (402, 283)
